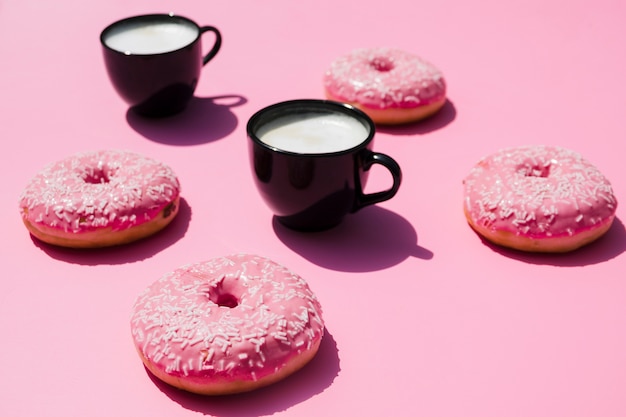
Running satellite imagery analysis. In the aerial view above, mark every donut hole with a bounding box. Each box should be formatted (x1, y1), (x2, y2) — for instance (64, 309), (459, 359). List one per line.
(208, 276), (241, 308)
(516, 161), (552, 178)
(80, 166), (117, 184)
(210, 292), (239, 308)
(369, 56), (395, 72)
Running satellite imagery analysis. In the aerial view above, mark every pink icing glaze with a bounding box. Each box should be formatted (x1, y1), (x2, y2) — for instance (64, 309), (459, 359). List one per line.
(19, 150), (180, 233)
(463, 145), (618, 238)
(130, 254), (325, 385)
(323, 48), (446, 110)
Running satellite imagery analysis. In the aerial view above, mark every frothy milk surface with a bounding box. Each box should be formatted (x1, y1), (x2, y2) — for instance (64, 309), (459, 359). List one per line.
(104, 21), (198, 54)
(257, 113), (369, 154)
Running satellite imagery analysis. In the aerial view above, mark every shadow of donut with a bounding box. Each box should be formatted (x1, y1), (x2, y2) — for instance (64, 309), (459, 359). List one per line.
(477, 216), (626, 267)
(375, 99), (457, 136)
(147, 327), (340, 416)
(126, 94), (247, 146)
(33, 197), (192, 265)
(273, 205), (433, 272)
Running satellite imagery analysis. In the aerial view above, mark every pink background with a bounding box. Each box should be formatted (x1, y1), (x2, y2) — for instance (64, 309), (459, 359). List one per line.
(2, 0), (626, 415)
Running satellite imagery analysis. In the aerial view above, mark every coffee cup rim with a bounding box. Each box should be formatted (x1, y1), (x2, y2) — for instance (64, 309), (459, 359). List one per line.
(247, 99), (376, 157)
(100, 13), (201, 56)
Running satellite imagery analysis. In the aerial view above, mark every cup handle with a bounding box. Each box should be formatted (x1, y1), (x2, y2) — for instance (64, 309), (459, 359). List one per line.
(199, 26), (222, 65)
(352, 151), (402, 212)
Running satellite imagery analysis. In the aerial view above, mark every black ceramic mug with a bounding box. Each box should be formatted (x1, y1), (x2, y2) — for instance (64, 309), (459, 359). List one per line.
(247, 99), (402, 231)
(100, 13), (222, 117)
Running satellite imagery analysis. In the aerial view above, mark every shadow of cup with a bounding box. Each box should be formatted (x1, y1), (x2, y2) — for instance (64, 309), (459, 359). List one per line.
(127, 94), (247, 145)
(273, 205), (433, 272)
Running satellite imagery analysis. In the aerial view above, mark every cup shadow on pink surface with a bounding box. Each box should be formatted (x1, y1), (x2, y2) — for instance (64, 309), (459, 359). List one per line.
(32, 198), (192, 265)
(375, 99), (457, 136)
(477, 216), (626, 266)
(126, 95), (247, 146)
(273, 206), (433, 272)
(146, 327), (339, 416)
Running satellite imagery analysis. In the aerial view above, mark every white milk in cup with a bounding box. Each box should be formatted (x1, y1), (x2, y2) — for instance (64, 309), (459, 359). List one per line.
(103, 20), (199, 55)
(256, 112), (370, 154)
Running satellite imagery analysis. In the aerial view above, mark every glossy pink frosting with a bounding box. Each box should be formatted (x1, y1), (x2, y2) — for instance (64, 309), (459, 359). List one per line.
(324, 48), (446, 109)
(463, 145), (617, 238)
(130, 254), (325, 385)
(19, 150), (180, 233)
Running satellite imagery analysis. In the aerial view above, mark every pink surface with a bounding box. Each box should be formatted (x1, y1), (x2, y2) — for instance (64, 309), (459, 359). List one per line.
(1, 0), (626, 416)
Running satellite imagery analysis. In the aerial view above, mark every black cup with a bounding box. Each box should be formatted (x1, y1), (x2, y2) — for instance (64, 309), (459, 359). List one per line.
(100, 13), (222, 117)
(247, 99), (402, 231)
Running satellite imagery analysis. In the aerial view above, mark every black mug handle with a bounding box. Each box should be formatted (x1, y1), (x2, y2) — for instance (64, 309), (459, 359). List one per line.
(199, 26), (222, 65)
(352, 151), (402, 212)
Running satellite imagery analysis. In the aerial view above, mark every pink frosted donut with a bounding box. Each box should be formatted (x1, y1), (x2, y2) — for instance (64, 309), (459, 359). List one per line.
(324, 48), (446, 125)
(19, 150), (180, 248)
(463, 145), (618, 253)
(130, 254), (325, 395)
